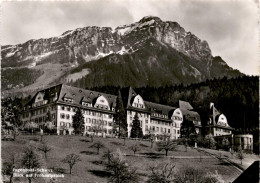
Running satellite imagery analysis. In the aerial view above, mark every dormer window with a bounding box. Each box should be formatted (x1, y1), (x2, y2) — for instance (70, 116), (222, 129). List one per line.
(90, 92), (93, 95)
(79, 90), (82, 93)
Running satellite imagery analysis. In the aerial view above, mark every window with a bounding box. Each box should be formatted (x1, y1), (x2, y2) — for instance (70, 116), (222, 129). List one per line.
(168, 129), (170, 133)
(177, 130), (180, 134)
(73, 108), (76, 112)
(61, 106), (65, 110)
(52, 113), (56, 119)
(67, 107), (71, 111)
(60, 113), (65, 119)
(130, 117), (132, 120)
(145, 125), (148, 131)
(66, 114), (70, 120)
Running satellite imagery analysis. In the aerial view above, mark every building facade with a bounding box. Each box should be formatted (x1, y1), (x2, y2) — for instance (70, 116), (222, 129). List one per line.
(205, 103), (233, 136)
(120, 87), (202, 140)
(21, 84), (212, 140)
(21, 84), (117, 136)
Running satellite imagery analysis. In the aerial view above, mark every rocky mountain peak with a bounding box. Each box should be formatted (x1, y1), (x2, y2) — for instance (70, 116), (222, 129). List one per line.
(1, 16), (242, 94)
(138, 16), (162, 23)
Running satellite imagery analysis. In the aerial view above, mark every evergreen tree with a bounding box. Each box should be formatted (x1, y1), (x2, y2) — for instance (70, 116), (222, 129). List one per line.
(180, 116), (196, 139)
(114, 90), (127, 137)
(72, 108), (84, 134)
(130, 113), (143, 138)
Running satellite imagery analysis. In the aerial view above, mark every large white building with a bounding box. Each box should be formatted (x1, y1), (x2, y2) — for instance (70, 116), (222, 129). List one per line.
(21, 84), (202, 139)
(21, 84), (117, 136)
(120, 87), (202, 140)
(205, 103), (233, 136)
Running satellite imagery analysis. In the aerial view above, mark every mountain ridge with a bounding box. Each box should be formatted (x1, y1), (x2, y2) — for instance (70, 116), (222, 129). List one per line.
(1, 16), (243, 95)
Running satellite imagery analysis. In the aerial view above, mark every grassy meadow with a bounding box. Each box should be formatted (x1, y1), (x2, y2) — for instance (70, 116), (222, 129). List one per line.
(2, 135), (245, 183)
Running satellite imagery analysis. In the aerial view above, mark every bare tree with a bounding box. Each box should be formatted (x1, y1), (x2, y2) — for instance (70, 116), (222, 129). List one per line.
(61, 153), (81, 174)
(102, 149), (112, 164)
(130, 144), (140, 156)
(89, 141), (105, 155)
(38, 143), (52, 160)
(157, 139), (177, 157)
(146, 163), (175, 183)
(150, 135), (155, 148)
(2, 154), (16, 183)
(21, 147), (41, 183)
(105, 149), (139, 183)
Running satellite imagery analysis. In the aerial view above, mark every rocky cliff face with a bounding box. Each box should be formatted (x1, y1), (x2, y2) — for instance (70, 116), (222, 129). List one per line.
(1, 16), (242, 94)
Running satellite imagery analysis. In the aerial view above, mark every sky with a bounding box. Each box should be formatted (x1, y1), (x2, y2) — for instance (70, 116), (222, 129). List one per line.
(1, 0), (259, 75)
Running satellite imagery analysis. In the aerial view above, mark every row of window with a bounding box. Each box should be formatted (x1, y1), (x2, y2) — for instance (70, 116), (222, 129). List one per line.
(150, 120), (171, 126)
(151, 113), (168, 119)
(61, 106), (76, 112)
(33, 113), (56, 123)
(128, 111), (149, 118)
(94, 104), (110, 110)
(149, 126), (172, 133)
(64, 97), (73, 103)
(85, 119), (112, 126)
(60, 122), (72, 127)
(32, 100), (47, 108)
(215, 128), (230, 133)
(85, 127), (113, 134)
(60, 110), (113, 119)
(31, 107), (47, 116)
(218, 122), (227, 126)
(173, 116), (182, 121)
(60, 106), (113, 118)
(133, 103), (145, 109)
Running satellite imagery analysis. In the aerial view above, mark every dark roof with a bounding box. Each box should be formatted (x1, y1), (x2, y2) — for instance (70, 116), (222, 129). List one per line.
(57, 84), (117, 108)
(145, 101), (175, 116)
(121, 87), (176, 120)
(180, 108), (201, 121)
(25, 84), (117, 110)
(25, 84), (63, 107)
(211, 105), (220, 116)
(120, 86), (137, 109)
(179, 100), (193, 110)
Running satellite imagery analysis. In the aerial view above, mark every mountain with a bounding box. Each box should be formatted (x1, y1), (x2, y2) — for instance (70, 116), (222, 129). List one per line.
(1, 16), (242, 95)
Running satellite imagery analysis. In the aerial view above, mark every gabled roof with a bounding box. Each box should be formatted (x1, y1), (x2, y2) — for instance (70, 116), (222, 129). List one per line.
(57, 84), (117, 108)
(145, 101), (175, 116)
(121, 87), (176, 120)
(120, 86), (137, 109)
(179, 100), (193, 110)
(25, 84), (63, 107)
(180, 109), (201, 121)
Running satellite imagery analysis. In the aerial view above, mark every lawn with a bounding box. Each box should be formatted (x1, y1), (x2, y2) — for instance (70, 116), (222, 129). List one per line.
(2, 135), (244, 183)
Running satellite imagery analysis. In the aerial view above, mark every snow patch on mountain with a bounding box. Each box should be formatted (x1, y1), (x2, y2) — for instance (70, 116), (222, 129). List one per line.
(5, 51), (17, 58)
